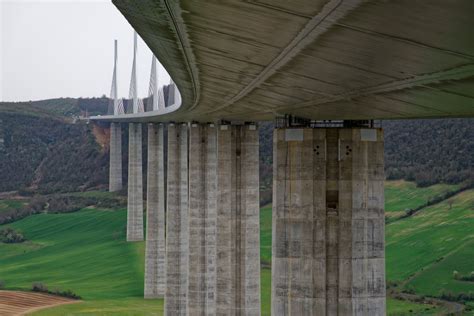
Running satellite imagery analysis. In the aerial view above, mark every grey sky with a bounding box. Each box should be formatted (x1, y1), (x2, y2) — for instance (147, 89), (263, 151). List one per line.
(1, 0), (170, 102)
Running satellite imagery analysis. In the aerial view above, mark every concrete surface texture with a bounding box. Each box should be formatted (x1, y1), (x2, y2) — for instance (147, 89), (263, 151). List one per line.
(127, 122), (144, 242)
(144, 123), (166, 298)
(108, 122), (122, 192)
(216, 124), (261, 315)
(165, 123), (189, 316)
(187, 123), (218, 315)
(272, 127), (385, 315)
(99, 0), (474, 123)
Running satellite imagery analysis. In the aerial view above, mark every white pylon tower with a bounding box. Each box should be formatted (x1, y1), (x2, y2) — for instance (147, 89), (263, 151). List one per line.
(174, 79), (182, 107)
(148, 55), (165, 112)
(110, 40), (124, 115)
(148, 56), (158, 111)
(129, 31), (144, 113)
(168, 78), (182, 107)
(157, 87), (165, 111)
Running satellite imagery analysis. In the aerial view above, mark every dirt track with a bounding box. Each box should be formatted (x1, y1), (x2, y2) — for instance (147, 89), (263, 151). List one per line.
(0, 290), (79, 315)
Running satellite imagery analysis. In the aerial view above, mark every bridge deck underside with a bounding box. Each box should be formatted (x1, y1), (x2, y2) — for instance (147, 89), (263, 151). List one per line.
(104, 0), (474, 123)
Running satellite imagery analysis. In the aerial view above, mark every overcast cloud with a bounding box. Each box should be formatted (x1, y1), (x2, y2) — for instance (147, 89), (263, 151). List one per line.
(1, 0), (170, 102)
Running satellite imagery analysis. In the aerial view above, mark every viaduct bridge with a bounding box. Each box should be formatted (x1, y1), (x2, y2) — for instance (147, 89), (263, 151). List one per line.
(92, 1), (474, 315)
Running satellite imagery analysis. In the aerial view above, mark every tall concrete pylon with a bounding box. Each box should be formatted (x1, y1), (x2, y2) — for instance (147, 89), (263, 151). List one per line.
(127, 122), (144, 241)
(144, 123), (166, 298)
(109, 39), (122, 192)
(165, 123), (189, 316)
(272, 127), (386, 315)
(187, 123), (217, 314)
(157, 88), (165, 111)
(167, 79), (175, 107)
(109, 122), (122, 192)
(216, 124), (261, 315)
(167, 78), (181, 107)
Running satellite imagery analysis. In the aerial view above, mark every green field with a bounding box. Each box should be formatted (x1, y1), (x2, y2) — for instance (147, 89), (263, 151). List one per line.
(1, 181), (472, 315)
(386, 189), (474, 281)
(0, 209), (143, 300)
(260, 204), (272, 265)
(384, 180), (460, 219)
(386, 298), (443, 315)
(386, 189), (474, 295)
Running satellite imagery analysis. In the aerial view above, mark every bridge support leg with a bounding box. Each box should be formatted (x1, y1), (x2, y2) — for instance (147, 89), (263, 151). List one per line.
(272, 127), (385, 316)
(109, 122), (122, 192)
(187, 123), (217, 314)
(127, 123), (144, 241)
(165, 123), (189, 316)
(145, 123), (166, 298)
(216, 124), (261, 315)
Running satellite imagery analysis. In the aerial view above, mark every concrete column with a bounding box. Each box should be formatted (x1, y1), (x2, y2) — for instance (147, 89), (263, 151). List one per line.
(127, 123), (144, 241)
(165, 123), (189, 316)
(216, 124), (260, 315)
(187, 123), (217, 315)
(272, 127), (385, 316)
(145, 123), (166, 298)
(109, 122), (122, 192)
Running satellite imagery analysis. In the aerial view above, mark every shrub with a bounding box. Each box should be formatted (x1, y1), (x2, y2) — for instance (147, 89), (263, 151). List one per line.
(31, 282), (81, 299)
(438, 289), (474, 302)
(32, 282), (48, 293)
(453, 270), (459, 280)
(454, 271), (474, 282)
(386, 280), (400, 289)
(0, 227), (25, 243)
(53, 289), (81, 299)
(402, 284), (416, 294)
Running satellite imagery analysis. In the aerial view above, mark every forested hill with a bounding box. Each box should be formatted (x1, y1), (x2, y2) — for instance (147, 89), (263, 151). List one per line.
(384, 119), (473, 187)
(0, 99), (472, 200)
(0, 98), (110, 193)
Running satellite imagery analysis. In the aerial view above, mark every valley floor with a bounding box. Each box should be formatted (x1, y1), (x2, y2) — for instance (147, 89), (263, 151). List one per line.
(0, 181), (472, 315)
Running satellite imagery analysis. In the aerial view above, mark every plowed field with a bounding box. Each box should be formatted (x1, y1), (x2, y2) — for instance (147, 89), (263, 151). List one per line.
(0, 290), (79, 316)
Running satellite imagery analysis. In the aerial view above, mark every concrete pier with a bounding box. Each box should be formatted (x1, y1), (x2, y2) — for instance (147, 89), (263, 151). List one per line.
(127, 123), (144, 242)
(144, 123), (166, 298)
(165, 123), (189, 316)
(272, 127), (385, 316)
(109, 122), (122, 192)
(216, 124), (261, 315)
(187, 123), (217, 315)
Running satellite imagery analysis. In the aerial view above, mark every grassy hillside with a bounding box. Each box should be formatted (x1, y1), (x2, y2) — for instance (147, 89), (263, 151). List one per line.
(386, 298), (443, 315)
(386, 189), (474, 294)
(260, 204), (272, 265)
(386, 189), (474, 282)
(384, 180), (462, 220)
(0, 209), (142, 299)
